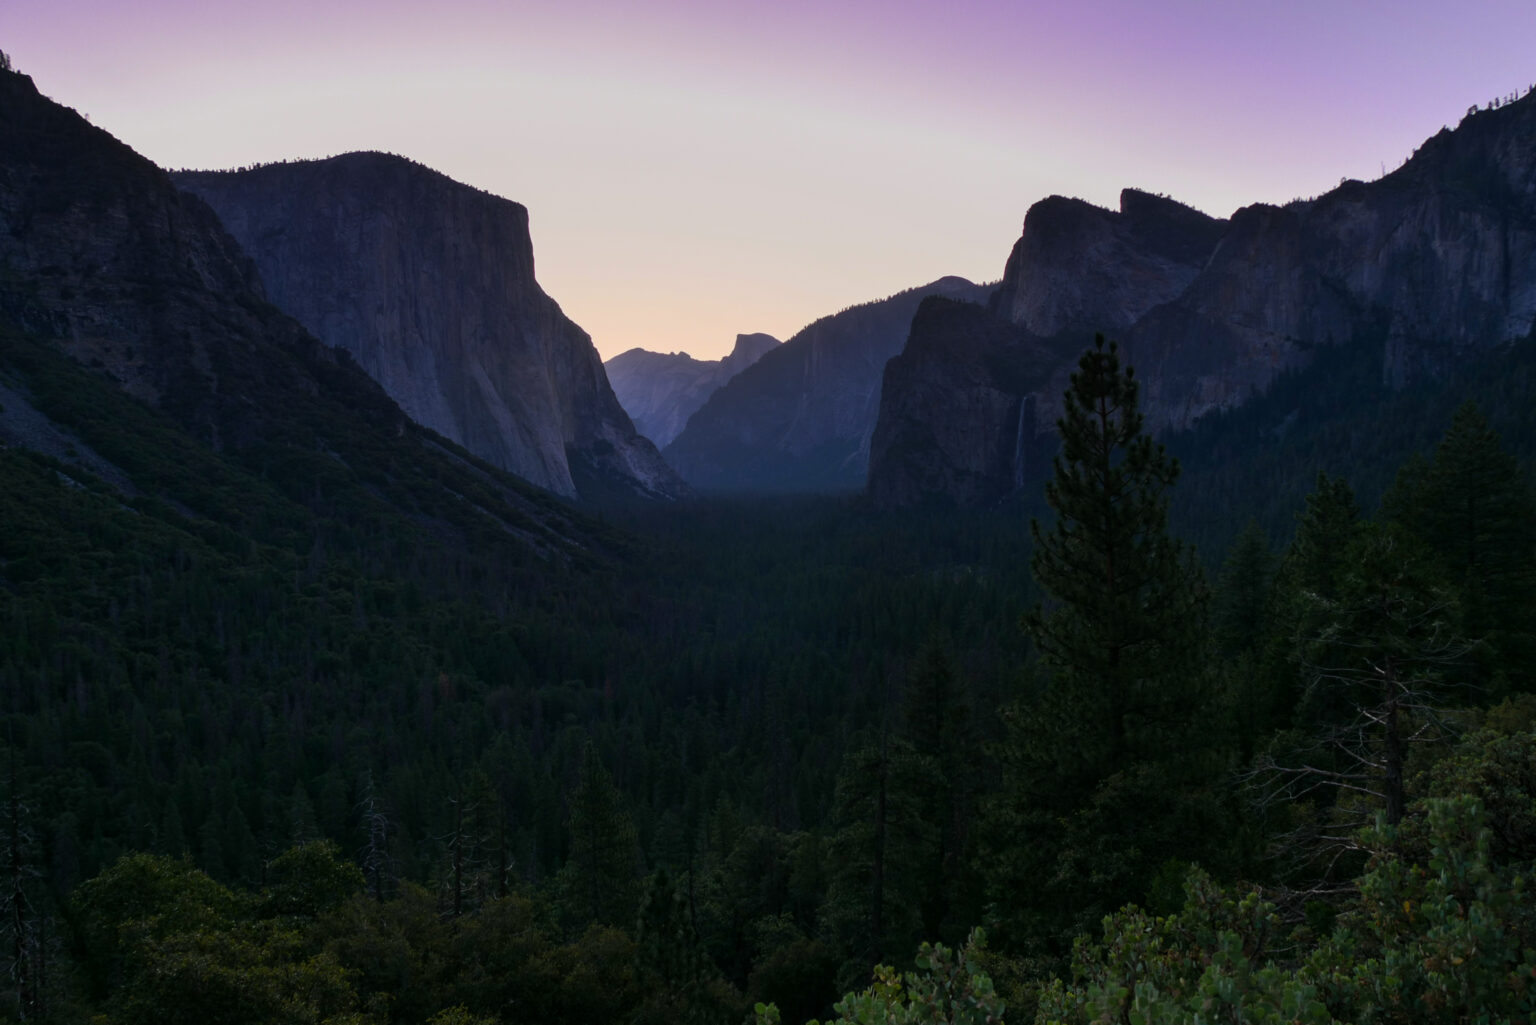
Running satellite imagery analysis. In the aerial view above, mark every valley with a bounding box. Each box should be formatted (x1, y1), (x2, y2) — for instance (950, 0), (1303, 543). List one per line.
(1, 52), (1535, 1025)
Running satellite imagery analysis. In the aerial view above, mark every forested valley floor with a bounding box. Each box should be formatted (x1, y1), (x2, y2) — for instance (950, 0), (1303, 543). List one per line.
(3, 331), (1536, 1025)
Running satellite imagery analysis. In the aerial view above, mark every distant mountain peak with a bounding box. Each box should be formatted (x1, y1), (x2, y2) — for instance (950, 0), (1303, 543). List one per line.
(604, 333), (782, 449)
(662, 277), (994, 493)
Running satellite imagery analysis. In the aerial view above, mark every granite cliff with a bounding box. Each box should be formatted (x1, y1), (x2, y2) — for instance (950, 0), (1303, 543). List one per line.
(0, 66), (604, 555)
(175, 155), (686, 502)
(870, 91), (1536, 508)
(995, 189), (1226, 338)
(604, 332), (780, 448)
(664, 277), (993, 492)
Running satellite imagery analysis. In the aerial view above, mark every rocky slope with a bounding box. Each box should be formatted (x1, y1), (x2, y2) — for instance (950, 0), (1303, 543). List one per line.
(664, 277), (993, 492)
(0, 66), (607, 557)
(174, 155), (685, 502)
(604, 332), (780, 447)
(870, 91), (1536, 508)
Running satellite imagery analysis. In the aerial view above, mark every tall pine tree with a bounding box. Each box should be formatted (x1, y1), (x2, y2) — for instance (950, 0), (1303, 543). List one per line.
(1022, 335), (1208, 771)
(985, 335), (1218, 954)
(1263, 473), (1363, 732)
(1383, 402), (1536, 692)
(557, 743), (639, 931)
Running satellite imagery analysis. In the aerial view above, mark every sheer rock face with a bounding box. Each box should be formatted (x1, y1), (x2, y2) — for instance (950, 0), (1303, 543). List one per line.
(175, 155), (686, 502)
(0, 68), (609, 552)
(997, 189), (1227, 338)
(604, 332), (780, 448)
(867, 298), (1069, 510)
(870, 92), (1536, 508)
(663, 277), (994, 493)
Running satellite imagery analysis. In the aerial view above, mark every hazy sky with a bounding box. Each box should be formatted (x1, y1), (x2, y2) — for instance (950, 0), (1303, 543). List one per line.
(5, 1), (1535, 360)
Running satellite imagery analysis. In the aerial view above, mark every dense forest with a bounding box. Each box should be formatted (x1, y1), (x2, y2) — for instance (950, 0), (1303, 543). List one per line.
(3, 305), (1535, 1025)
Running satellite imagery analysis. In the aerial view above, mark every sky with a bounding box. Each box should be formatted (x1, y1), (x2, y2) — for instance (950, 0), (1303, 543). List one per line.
(4, 1), (1535, 361)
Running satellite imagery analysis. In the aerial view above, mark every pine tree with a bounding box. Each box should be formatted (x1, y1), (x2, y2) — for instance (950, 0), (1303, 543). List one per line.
(3, 769), (41, 1021)
(985, 335), (1217, 954)
(558, 742), (639, 930)
(900, 641), (981, 944)
(1266, 473), (1363, 731)
(440, 771), (502, 918)
(1283, 473), (1361, 604)
(1213, 520), (1278, 757)
(1248, 523), (1471, 890)
(357, 771), (392, 902)
(1385, 402), (1536, 691)
(821, 730), (937, 988)
(632, 869), (735, 1025)
(1213, 520), (1275, 660)
(1022, 334), (1208, 771)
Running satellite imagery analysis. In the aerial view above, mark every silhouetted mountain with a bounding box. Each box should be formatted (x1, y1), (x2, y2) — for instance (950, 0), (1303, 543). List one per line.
(664, 277), (993, 492)
(604, 332), (780, 447)
(870, 93), (1536, 508)
(175, 155), (686, 502)
(994, 188), (1227, 337)
(0, 66), (612, 558)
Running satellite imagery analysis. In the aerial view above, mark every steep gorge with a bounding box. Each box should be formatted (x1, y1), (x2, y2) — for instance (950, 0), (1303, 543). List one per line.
(604, 332), (780, 448)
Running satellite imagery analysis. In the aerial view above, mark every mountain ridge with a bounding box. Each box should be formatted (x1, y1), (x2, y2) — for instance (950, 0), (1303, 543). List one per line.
(869, 89), (1536, 508)
(0, 66), (614, 560)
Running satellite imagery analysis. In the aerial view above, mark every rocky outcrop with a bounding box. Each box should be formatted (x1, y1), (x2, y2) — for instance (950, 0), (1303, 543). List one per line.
(664, 277), (994, 492)
(869, 90), (1536, 508)
(175, 155), (686, 502)
(995, 189), (1226, 337)
(604, 332), (780, 448)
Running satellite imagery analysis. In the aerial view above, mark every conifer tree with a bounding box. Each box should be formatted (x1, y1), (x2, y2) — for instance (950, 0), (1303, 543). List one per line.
(1213, 520), (1278, 756)
(901, 641), (981, 943)
(357, 772), (392, 902)
(558, 743), (639, 930)
(1022, 334), (1208, 772)
(986, 335), (1216, 953)
(1384, 402), (1536, 690)
(1213, 520), (1275, 660)
(1249, 523), (1471, 891)
(633, 869), (736, 1025)
(1282, 473), (1361, 605)
(3, 770), (41, 1022)
(1265, 473), (1363, 731)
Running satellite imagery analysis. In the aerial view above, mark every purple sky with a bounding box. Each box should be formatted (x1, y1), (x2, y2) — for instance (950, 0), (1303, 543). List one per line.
(5, 1), (1535, 360)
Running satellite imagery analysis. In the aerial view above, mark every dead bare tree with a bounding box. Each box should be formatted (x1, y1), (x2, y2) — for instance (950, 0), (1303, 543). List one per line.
(1, 761), (42, 1022)
(357, 771), (393, 902)
(1245, 526), (1474, 900)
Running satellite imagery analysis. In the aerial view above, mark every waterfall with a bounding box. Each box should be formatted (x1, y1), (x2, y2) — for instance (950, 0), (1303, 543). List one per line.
(1012, 395), (1030, 491)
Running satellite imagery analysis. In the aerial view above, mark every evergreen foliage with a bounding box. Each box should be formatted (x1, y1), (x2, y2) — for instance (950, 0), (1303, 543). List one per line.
(558, 744), (640, 931)
(3, 321), (1536, 1022)
(1250, 523), (1473, 900)
(1383, 402), (1536, 692)
(822, 732), (938, 988)
(986, 335), (1220, 953)
(1022, 335), (1207, 766)
(1213, 519), (1276, 660)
